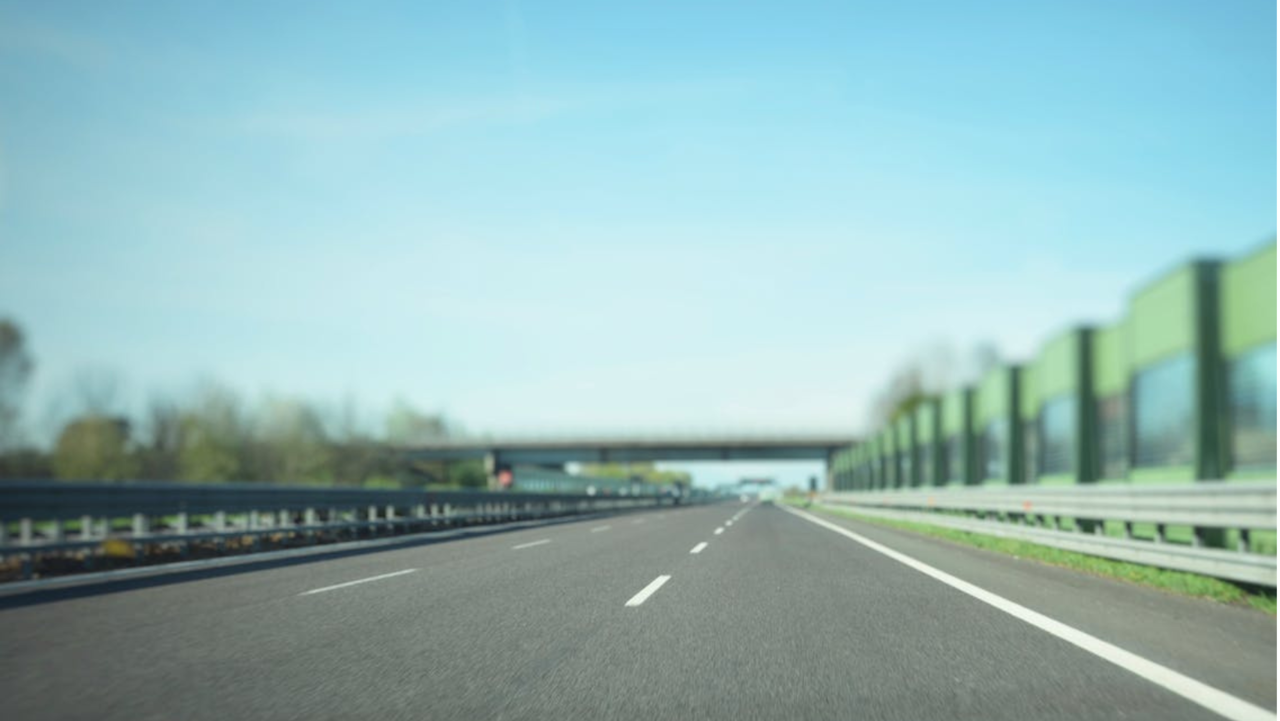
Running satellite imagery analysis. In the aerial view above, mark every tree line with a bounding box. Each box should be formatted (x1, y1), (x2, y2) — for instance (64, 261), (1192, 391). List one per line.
(0, 318), (484, 488)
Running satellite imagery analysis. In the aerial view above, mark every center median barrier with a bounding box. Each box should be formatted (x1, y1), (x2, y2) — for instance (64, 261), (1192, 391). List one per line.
(0, 481), (703, 582)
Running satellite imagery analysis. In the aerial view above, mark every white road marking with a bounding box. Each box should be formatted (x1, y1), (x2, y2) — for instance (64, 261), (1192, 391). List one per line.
(781, 504), (1274, 721)
(591, 525), (611, 533)
(299, 569), (417, 596)
(625, 575), (672, 607)
(512, 539), (551, 550)
(726, 520), (734, 526)
(690, 542), (708, 554)
(714, 527), (724, 535)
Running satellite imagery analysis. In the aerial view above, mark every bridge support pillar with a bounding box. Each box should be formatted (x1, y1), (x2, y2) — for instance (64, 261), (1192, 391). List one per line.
(825, 450), (837, 493)
(485, 452), (511, 492)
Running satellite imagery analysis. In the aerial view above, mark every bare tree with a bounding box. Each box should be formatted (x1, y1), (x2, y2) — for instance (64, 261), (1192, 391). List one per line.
(868, 338), (1003, 427)
(961, 341), (1001, 386)
(140, 396), (185, 479)
(73, 366), (122, 416)
(254, 395), (331, 483)
(177, 381), (247, 482)
(870, 360), (927, 426)
(0, 318), (33, 451)
(385, 399), (453, 445)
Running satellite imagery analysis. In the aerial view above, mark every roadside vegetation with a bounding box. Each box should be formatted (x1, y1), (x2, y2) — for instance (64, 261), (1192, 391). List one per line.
(0, 316), (485, 488)
(785, 498), (1277, 614)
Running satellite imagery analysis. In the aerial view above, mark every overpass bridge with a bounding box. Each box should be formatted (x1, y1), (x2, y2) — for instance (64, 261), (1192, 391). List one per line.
(401, 433), (857, 466)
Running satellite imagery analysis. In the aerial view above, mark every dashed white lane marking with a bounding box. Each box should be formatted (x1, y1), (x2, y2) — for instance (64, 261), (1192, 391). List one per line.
(780, 504), (1274, 721)
(690, 542), (708, 554)
(591, 525), (611, 533)
(299, 569), (417, 596)
(726, 520), (734, 526)
(625, 575), (672, 607)
(512, 539), (551, 550)
(714, 527), (724, 535)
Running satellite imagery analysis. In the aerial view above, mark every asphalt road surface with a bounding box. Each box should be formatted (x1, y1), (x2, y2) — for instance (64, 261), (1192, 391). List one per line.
(0, 500), (1274, 720)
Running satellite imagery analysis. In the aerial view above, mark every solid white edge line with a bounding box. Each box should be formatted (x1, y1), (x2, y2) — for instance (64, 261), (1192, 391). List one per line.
(299, 568), (417, 596)
(779, 504), (1275, 721)
(512, 539), (551, 550)
(714, 527), (724, 535)
(690, 542), (708, 554)
(625, 575), (672, 607)
(591, 525), (611, 532)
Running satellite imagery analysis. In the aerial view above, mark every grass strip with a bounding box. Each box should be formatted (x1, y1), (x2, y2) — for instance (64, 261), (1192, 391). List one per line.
(782, 498), (1276, 614)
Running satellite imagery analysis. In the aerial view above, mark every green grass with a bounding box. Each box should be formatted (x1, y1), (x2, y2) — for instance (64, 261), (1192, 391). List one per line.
(783, 498), (1276, 614)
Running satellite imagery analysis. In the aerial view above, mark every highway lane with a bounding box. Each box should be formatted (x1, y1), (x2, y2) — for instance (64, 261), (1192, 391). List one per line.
(798, 503), (1278, 711)
(0, 502), (735, 720)
(0, 500), (1273, 720)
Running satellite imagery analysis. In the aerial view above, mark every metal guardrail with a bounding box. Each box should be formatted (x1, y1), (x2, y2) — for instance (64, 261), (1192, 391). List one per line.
(821, 480), (1277, 586)
(0, 481), (690, 580)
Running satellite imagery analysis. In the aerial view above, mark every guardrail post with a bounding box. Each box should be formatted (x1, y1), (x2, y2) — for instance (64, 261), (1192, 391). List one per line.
(81, 515), (94, 541)
(248, 510), (260, 531)
(174, 513), (189, 557)
(48, 520), (64, 543)
(1154, 524), (1166, 543)
(304, 508), (318, 544)
(19, 518), (33, 545)
(132, 514), (149, 562)
(1238, 529), (1251, 553)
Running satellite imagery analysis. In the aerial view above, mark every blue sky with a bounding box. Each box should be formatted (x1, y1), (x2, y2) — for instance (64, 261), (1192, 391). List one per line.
(0, 1), (1275, 486)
